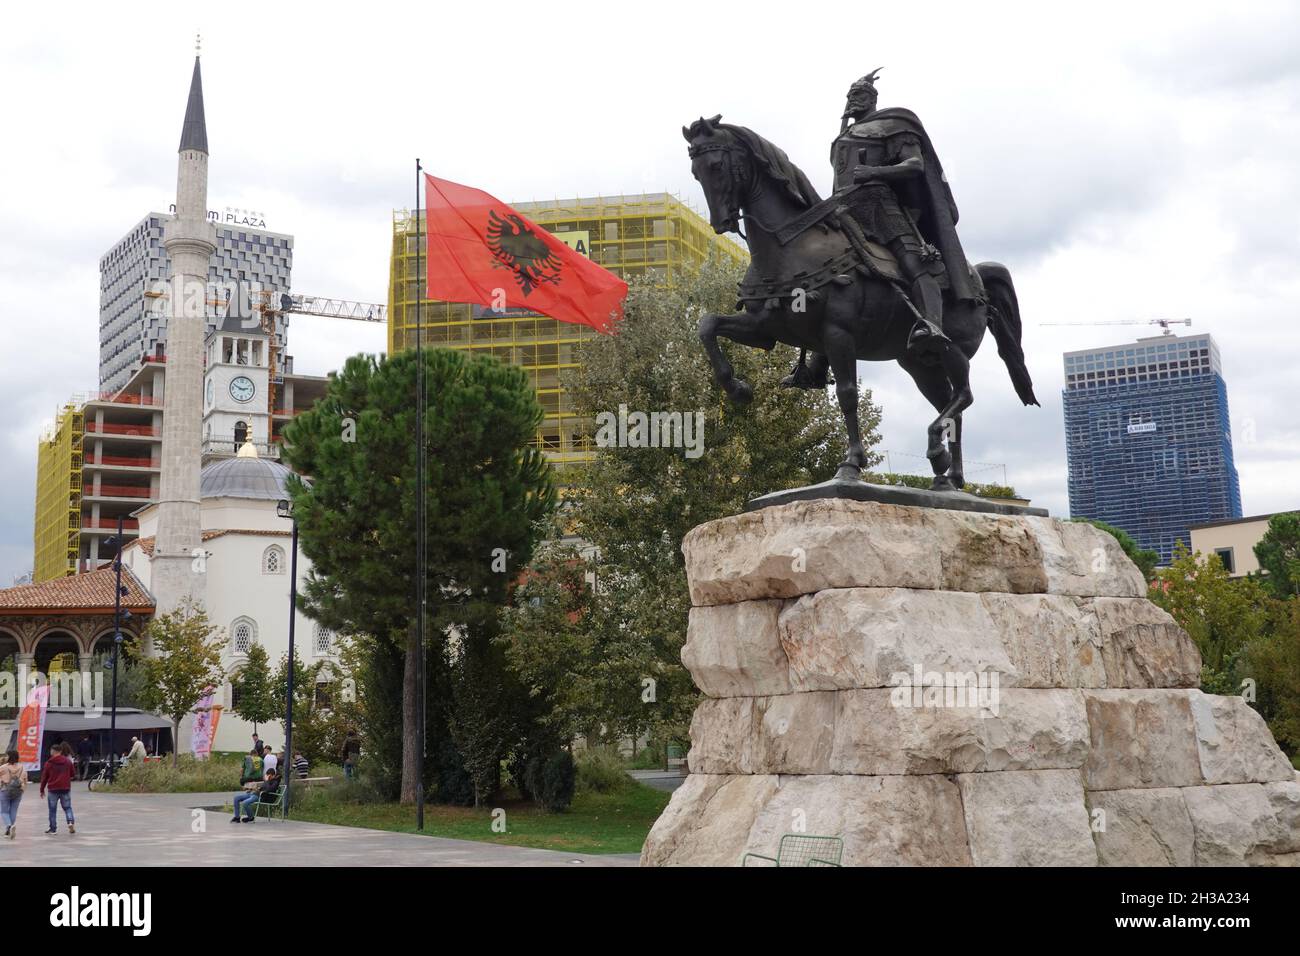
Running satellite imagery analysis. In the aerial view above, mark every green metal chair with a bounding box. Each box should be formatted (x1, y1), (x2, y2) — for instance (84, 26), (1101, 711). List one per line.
(742, 834), (843, 867)
(253, 785), (286, 820)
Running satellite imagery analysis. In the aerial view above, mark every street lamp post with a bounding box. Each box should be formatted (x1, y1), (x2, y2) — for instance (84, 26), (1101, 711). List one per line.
(277, 499), (299, 815)
(105, 515), (130, 783)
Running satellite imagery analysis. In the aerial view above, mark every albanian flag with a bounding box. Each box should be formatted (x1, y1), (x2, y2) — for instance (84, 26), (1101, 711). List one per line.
(423, 174), (627, 333)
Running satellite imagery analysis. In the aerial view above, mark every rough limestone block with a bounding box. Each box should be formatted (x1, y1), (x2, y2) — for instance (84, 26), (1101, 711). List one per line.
(830, 688), (1088, 775)
(683, 499), (943, 605)
(687, 697), (756, 774)
(1085, 787), (1195, 866)
(778, 588), (1018, 691)
(934, 510), (1048, 594)
(682, 600), (792, 697)
(682, 499), (1148, 606)
(958, 769), (1098, 866)
(1263, 780), (1300, 855)
(1092, 598), (1201, 689)
(755, 691), (836, 774)
(1182, 783), (1295, 867)
(980, 593), (1107, 688)
(1189, 691), (1296, 785)
(742, 774), (972, 866)
(640, 773), (781, 867)
(1023, 515), (1147, 597)
(1083, 690), (1203, 790)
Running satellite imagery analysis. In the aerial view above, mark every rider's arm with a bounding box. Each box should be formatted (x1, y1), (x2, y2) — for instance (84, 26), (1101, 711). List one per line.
(853, 136), (924, 184)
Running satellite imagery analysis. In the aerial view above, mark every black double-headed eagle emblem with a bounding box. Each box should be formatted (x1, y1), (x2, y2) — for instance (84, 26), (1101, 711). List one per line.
(486, 210), (563, 296)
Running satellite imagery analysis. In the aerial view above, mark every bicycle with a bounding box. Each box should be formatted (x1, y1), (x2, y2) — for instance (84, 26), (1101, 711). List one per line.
(87, 758), (124, 792)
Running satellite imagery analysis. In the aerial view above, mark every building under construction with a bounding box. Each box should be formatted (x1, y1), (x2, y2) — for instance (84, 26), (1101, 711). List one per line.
(387, 193), (747, 467)
(31, 349), (331, 583)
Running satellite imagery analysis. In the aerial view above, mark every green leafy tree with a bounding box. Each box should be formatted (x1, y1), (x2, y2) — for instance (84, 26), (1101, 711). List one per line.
(136, 599), (226, 766)
(552, 261), (881, 748)
(1151, 542), (1272, 689)
(230, 643), (277, 735)
(268, 649), (351, 767)
(499, 540), (648, 745)
(282, 349), (555, 803)
(1240, 598), (1300, 757)
(1071, 518), (1160, 582)
(1254, 511), (1300, 598)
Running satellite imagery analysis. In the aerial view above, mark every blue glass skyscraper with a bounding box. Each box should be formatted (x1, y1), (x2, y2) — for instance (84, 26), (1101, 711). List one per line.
(1063, 332), (1242, 566)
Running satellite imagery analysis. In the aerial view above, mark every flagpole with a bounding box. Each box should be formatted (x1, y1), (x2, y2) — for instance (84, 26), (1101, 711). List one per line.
(414, 157), (426, 831)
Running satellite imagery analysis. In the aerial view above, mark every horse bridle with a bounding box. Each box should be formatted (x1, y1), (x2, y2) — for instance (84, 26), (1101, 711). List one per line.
(689, 139), (771, 239)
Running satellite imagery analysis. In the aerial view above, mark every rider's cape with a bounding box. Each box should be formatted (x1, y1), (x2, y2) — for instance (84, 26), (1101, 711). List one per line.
(854, 107), (976, 302)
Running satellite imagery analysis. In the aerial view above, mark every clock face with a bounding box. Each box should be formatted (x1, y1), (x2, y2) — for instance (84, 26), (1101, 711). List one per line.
(229, 375), (256, 403)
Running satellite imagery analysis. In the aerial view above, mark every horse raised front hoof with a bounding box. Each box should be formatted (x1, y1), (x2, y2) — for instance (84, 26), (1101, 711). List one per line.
(727, 380), (754, 404)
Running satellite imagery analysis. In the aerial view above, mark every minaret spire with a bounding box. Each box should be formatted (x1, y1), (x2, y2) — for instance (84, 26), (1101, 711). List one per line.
(179, 52), (208, 154)
(152, 50), (216, 615)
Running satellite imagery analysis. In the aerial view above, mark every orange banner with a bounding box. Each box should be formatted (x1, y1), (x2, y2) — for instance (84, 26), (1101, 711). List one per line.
(17, 684), (49, 771)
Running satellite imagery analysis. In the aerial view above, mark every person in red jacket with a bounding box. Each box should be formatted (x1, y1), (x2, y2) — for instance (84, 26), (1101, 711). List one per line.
(39, 742), (76, 835)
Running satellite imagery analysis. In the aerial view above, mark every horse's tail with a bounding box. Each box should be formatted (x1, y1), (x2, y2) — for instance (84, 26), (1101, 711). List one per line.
(976, 261), (1039, 407)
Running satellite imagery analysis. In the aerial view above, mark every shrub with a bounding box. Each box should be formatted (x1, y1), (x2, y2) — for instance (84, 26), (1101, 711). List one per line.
(537, 750), (575, 812)
(107, 753), (242, 793)
(576, 747), (632, 794)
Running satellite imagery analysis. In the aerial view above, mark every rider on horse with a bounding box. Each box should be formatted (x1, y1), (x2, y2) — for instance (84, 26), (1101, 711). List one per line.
(786, 69), (977, 387)
(835, 67), (977, 351)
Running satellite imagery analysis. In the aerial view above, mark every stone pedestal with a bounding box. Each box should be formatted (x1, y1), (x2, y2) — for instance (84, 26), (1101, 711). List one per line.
(640, 498), (1300, 866)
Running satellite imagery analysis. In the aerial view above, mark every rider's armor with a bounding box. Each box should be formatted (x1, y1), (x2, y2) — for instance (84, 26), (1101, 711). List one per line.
(830, 124), (942, 278)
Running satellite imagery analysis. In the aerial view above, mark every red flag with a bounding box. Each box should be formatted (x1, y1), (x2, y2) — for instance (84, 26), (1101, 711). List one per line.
(423, 174), (627, 333)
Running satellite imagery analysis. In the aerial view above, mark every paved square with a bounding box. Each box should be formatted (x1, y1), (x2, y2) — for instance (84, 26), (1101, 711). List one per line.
(2, 790), (638, 867)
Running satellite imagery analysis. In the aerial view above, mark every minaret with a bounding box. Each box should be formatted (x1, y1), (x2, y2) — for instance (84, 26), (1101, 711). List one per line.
(151, 53), (215, 614)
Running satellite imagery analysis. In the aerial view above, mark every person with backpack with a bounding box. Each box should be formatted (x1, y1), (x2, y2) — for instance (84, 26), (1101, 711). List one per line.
(239, 747), (264, 786)
(39, 743), (76, 835)
(0, 751), (26, 839)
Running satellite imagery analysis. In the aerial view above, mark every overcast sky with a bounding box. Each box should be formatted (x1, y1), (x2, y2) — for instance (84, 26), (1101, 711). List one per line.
(1, 1), (1298, 584)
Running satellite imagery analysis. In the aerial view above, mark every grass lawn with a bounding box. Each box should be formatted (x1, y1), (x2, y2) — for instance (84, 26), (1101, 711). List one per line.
(286, 784), (670, 855)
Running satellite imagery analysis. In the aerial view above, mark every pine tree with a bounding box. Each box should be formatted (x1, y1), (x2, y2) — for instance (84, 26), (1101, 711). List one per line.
(282, 348), (555, 803)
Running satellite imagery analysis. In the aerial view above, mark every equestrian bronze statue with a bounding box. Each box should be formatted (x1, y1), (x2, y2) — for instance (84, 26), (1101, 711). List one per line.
(685, 70), (1039, 491)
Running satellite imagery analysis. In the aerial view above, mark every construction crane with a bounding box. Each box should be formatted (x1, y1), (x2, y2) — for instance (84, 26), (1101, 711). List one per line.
(145, 288), (387, 422)
(1041, 317), (1192, 336)
(255, 293), (387, 412)
(278, 294), (386, 323)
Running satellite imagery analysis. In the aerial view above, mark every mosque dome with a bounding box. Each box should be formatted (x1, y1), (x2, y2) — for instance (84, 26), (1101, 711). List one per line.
(199, 442), (301, 501)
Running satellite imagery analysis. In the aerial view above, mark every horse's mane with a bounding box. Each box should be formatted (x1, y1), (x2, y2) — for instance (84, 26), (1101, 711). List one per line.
(692, 118), (821, 209)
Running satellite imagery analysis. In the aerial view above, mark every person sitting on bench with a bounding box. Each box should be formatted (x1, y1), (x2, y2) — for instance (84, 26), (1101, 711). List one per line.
(232, 769), (279, 823)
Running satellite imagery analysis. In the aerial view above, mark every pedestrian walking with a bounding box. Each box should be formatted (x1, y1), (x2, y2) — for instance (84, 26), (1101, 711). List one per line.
(292, 751), (309, 779)
(39, 743), (76, 835)
(251, 733), (265, 757)
(262, 746), (278, 778)
(0, 751), (26, 839)
(126, 736), (147, 763)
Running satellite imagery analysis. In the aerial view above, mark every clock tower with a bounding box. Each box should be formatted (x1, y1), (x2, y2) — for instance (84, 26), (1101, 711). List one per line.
(203, 319), (272, 457)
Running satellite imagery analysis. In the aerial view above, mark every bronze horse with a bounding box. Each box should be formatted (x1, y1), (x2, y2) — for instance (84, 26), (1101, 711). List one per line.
(685, 116), (1038, 489)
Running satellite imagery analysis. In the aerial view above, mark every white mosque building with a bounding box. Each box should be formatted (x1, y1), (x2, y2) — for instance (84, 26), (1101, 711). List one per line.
(122, 442), (338, 754)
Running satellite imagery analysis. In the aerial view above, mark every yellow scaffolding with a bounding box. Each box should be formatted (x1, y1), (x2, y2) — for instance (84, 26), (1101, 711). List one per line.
(33, 403), (84, 582)
(387, 193), (747, 468)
